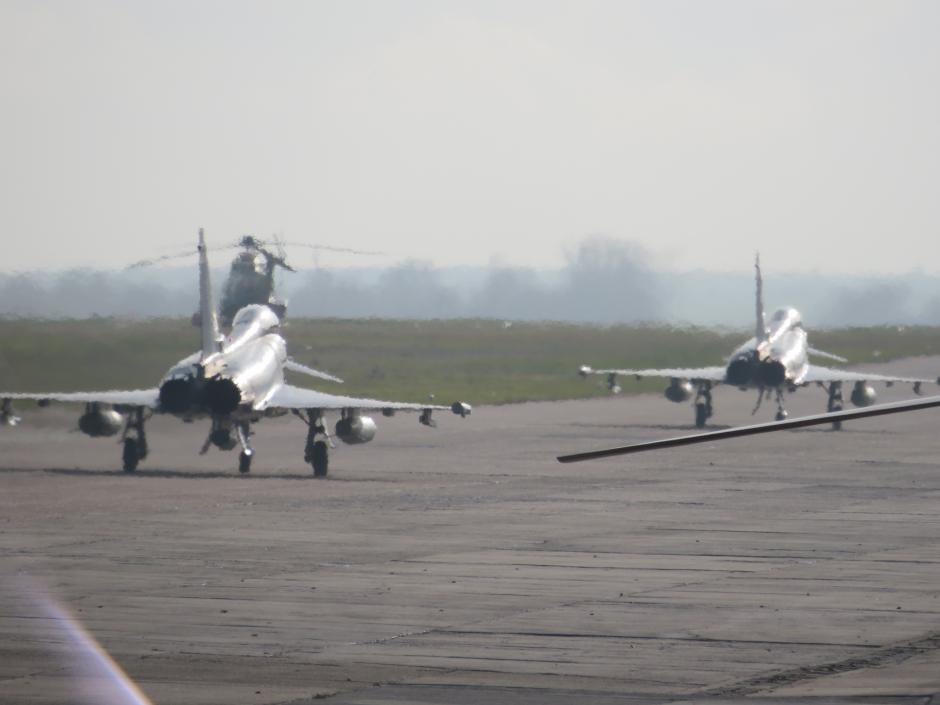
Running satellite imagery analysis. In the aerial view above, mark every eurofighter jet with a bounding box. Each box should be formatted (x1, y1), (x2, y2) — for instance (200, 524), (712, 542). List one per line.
(0, 230), (471, 475)
(578, 255), (933, 429)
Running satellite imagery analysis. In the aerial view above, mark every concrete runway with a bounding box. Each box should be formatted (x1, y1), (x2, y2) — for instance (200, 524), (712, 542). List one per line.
(2, 357), (940, 704)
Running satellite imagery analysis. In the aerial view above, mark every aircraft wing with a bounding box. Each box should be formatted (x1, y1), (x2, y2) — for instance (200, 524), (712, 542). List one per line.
(804, 365), (935, 386)
(557, 394), (940, 463)
(284, 358), (344, 384)
(0, 389), (160, 408)
(581, 365), (727, 381)
(265, 383), (468, 414)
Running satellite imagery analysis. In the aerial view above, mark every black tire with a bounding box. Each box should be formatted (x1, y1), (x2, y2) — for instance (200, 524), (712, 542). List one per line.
(694, 403), (707, 429)
(238, 451), (252, 474)
(831, 404), (843, 431)
(311, 440), (329, 478)
(122, 438), (139, 473)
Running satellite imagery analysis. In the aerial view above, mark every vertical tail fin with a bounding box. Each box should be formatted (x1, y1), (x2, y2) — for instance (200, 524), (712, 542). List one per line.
(198, 228), (221, 361)
(754, 252), (767, 342)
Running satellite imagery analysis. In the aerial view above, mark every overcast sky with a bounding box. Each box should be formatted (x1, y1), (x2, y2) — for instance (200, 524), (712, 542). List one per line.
(2, 0), (938, 273)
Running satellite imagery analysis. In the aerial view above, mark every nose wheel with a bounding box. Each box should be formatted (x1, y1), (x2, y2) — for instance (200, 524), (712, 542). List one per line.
(235, 421), (253, 473)
(774, 388), (788, 422)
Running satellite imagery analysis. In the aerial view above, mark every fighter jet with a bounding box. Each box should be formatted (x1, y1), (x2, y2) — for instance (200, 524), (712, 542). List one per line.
(0, 230), (471, 475)
(578, 255), (933, 429)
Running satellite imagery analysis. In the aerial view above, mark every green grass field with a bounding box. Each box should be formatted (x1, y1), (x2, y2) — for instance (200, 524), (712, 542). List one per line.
(0, 318), (937, 405)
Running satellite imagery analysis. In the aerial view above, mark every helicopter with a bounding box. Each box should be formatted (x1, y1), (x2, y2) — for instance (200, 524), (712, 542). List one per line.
(219, 235), (293, 325)
(128, 235), (384, 326)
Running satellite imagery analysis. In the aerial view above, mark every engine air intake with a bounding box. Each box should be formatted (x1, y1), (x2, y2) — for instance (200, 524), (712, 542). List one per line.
(159, 378), (196, 414)
(726, 355), (754, 387)
(204, 377), (242, 415)
(757, 360), (787, 387)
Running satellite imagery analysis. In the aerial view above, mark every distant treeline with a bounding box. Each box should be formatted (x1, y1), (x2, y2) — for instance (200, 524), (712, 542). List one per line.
(3, 238), (940, 326)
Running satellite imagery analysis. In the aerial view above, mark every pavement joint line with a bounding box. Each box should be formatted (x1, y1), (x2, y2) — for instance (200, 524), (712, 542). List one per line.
(696, 632), (940, 697)
(427, 629), (883, 649)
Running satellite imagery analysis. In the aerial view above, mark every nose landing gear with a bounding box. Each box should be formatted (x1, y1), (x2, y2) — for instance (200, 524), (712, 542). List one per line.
(199, 417), (254, 472)
(235, 421), (253, 474)
(774, 388), (788, 421)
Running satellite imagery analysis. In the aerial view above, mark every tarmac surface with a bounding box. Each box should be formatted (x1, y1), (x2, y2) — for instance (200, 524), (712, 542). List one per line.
(2, 356), (940, 704)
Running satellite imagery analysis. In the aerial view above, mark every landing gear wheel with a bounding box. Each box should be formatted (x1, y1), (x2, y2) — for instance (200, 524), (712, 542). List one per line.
(238, 451), (252, 474)
(122, 438), (139, 473)
(831, 404), (843, 431)
(775, 410), (788, 421)
(695, 403), (708, 429)
(311, 441), (329, 478)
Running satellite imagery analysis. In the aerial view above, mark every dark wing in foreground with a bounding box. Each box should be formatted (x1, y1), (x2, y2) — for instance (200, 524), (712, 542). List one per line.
(557, 394), (940, 463)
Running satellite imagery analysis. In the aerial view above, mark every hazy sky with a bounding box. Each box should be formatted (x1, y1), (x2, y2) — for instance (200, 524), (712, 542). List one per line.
(2, 0), (938, 273)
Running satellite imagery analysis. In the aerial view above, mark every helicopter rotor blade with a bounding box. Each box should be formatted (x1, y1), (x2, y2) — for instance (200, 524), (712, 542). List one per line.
(125, 248), (198, 270)
(125, 243), (241, 270)
(273, 232), (288, 260)
(279, 241), (388, 256)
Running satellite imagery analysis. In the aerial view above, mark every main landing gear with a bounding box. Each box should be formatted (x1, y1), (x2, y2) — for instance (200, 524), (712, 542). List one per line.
(826, 381), (843, 431)
(120, 407), (149, 472)
(294, 409), (331, 477)
(694, 382), (713, 429)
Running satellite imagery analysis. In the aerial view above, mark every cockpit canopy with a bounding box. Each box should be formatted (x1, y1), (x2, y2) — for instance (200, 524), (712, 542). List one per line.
(767, 307), (802, 338)
(770, 307), (800, 323)
(225, 304), (281, 351)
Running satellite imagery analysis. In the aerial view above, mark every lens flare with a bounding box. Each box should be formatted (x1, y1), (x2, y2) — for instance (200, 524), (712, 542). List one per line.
(15, 578), (154, 705)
